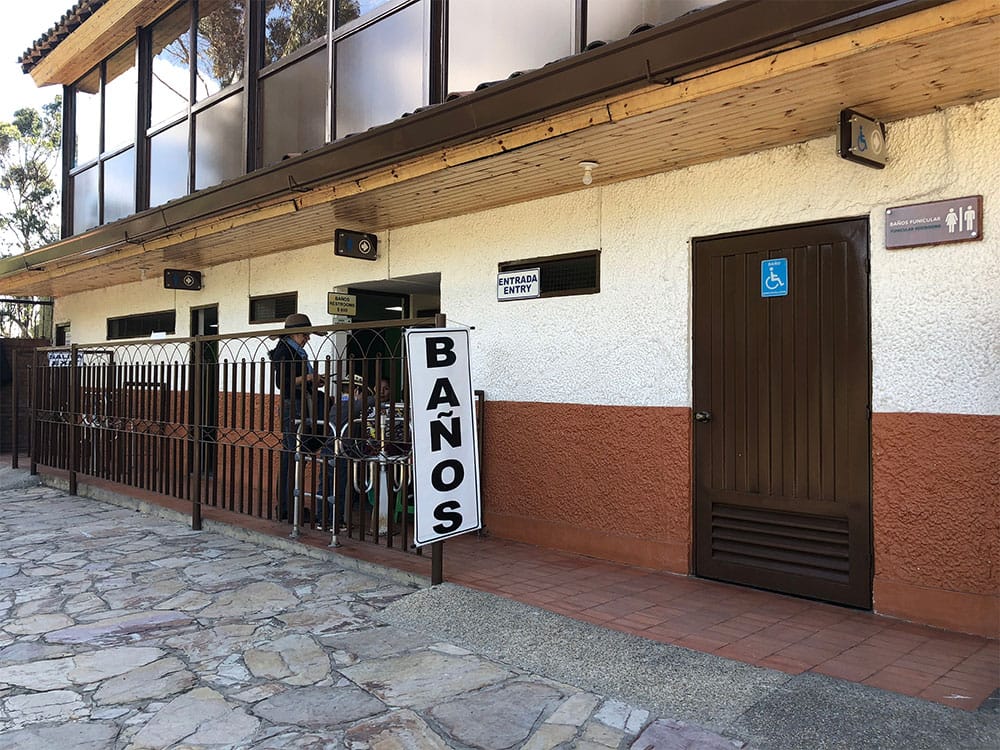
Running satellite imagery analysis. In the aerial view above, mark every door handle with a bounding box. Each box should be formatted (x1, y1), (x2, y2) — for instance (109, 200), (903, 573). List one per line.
(694, 410), (712, 423)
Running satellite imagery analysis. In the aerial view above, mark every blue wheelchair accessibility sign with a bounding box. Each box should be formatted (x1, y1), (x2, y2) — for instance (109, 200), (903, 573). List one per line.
(761, 258), (788, 298)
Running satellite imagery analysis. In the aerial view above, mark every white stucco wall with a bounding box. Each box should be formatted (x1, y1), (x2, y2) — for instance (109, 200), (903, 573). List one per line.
(54, 97), (1000, 415)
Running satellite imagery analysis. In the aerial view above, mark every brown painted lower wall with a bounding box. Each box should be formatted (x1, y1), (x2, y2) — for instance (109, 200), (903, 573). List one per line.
(482, 402), (999, 638)
(481, 401), (691, 573)
(872, 412), (999, 638)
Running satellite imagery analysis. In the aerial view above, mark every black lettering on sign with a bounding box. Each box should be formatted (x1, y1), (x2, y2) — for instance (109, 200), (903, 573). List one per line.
(426, 337), (456, 368)
(432, 500), (463, 533)
(431, 459), (465, 492)
(430, 415), (462, 451)
(426, 378), (460, 411)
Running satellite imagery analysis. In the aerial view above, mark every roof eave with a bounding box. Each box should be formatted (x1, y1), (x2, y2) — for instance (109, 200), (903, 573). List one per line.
(2, 0), (951, 282)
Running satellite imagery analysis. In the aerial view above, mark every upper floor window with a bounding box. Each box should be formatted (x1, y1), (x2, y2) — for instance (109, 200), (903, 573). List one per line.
(72, 67), (101, 167)
(64, 0), (629, 239)
(104, 44), (138, 152)
(69, 40), (137, 232)
(151, 3), (192, 128)
(336, 0), (395, 28)
(587, 0), (723, 46)
(196, 0), (248, 101)
(147, 0), (247, 204)
(74, 43), (137, 160)
(259, 0), (330, 165)
(334, 0), (426, 137)
(264, 0), (329, 66)
(447, 0), (573, 94)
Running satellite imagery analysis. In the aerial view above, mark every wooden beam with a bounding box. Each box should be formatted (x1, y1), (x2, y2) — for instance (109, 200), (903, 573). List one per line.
(607, 0), (1000, 121)
(29, 0), (174, 87)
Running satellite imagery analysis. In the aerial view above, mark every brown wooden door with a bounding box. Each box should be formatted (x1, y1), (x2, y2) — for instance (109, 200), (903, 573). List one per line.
(692, 218), (872, 608)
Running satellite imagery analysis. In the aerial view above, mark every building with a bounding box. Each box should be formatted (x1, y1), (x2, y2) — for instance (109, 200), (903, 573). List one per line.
(4, 0), (998, 637)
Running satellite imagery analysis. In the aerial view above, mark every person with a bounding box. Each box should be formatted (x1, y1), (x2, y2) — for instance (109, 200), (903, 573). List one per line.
(379, 377), (391, 404)
(269, 313), (324, 521)
(317, 372), (370, 531)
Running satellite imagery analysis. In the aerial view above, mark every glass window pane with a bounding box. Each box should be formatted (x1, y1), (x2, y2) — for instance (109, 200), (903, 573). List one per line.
(448, 0), (572, 94)
(104, 42), (138, 151)
(103, 147), (135, 224)
(587, 0), (722, 45)
(149, 120), (189, 206)
(151, 3), (192, 127)
(72, 165), (100, 233)
(196, 0), (247, 101)
(260, 48), (327, 166)
(335, 2), (425, 137)
(336, 0), (393, 27)
(264, 0), (328, 66)
(195, 91), (245, 190)
(73, 67), (101, 166)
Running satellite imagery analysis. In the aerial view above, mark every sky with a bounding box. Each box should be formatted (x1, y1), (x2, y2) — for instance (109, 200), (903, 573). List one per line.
(0, 0), (73, 122)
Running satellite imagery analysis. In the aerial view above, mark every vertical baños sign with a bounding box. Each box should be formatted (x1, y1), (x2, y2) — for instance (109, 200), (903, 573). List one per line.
(404, 328), (482, 546)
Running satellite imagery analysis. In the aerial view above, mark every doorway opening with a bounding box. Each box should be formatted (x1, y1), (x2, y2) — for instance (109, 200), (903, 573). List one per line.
(343, 273), (440, 401)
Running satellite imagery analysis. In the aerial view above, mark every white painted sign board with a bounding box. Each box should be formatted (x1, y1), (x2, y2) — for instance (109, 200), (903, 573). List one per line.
(497, 268), (540, 301)
(404, 328), (482, 546)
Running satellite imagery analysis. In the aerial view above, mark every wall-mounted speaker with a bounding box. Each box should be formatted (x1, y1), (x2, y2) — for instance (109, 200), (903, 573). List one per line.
(164, 269), (203, 290)
(334, 229), (378, 261)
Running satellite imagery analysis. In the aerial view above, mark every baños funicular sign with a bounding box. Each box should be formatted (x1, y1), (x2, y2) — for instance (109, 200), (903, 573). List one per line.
(885, 195), (983, 249)
(404, 328), (482, 546)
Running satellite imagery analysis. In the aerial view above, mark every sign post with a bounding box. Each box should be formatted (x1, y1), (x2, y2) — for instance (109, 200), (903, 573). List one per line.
(404, 328), (482, 550)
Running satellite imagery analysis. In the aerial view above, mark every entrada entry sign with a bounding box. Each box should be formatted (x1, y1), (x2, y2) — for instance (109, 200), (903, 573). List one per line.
(404, 328), (482, 546)
(497, 268), (540, 300)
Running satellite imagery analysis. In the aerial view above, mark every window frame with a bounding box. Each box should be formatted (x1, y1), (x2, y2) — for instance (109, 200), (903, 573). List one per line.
(249, 291), (298, 325)
(61, 0), (619, 239)
(498, 249), (601, 298)
(106, 310), (178, 340)
(65, 38), (140, 235)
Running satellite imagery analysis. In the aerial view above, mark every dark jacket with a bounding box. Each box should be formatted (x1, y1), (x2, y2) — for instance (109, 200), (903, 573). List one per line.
(269, 337), (313, 402)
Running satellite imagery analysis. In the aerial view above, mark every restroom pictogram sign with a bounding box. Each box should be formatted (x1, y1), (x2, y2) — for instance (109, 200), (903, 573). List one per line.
(885, 196), (983, 249)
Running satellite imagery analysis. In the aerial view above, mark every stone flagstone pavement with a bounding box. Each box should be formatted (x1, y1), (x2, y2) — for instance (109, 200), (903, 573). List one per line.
(0, 482), (745, 749)
(0, 475), (996, 749)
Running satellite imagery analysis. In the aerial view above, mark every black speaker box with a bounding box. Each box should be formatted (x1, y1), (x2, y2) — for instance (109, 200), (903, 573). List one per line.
(164, 269), (203, 290)
(334, 229), (378, 260)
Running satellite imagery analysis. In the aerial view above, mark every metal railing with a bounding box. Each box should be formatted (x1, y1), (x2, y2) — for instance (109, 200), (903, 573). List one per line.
(15, 315), (479, 582)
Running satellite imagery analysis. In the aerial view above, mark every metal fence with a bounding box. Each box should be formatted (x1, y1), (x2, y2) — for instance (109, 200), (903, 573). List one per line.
(15, 316), (481, 581)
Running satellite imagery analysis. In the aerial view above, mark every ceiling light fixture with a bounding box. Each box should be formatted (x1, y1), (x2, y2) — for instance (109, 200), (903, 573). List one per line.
(579, 160), (598, 186)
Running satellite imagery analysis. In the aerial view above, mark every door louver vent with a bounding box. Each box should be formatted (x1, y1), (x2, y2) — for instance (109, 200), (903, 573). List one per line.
(711, 504), (850, 583)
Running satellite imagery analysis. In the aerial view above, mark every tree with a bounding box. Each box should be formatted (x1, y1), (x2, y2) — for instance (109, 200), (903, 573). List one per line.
(0, 97), (61, 337)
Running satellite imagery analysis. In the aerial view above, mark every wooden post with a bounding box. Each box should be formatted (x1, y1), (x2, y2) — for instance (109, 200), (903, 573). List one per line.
(431, 541), (443, 585)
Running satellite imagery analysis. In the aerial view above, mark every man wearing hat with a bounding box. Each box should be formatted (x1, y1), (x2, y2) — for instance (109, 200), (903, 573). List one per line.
(270, 312), (323, 520)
